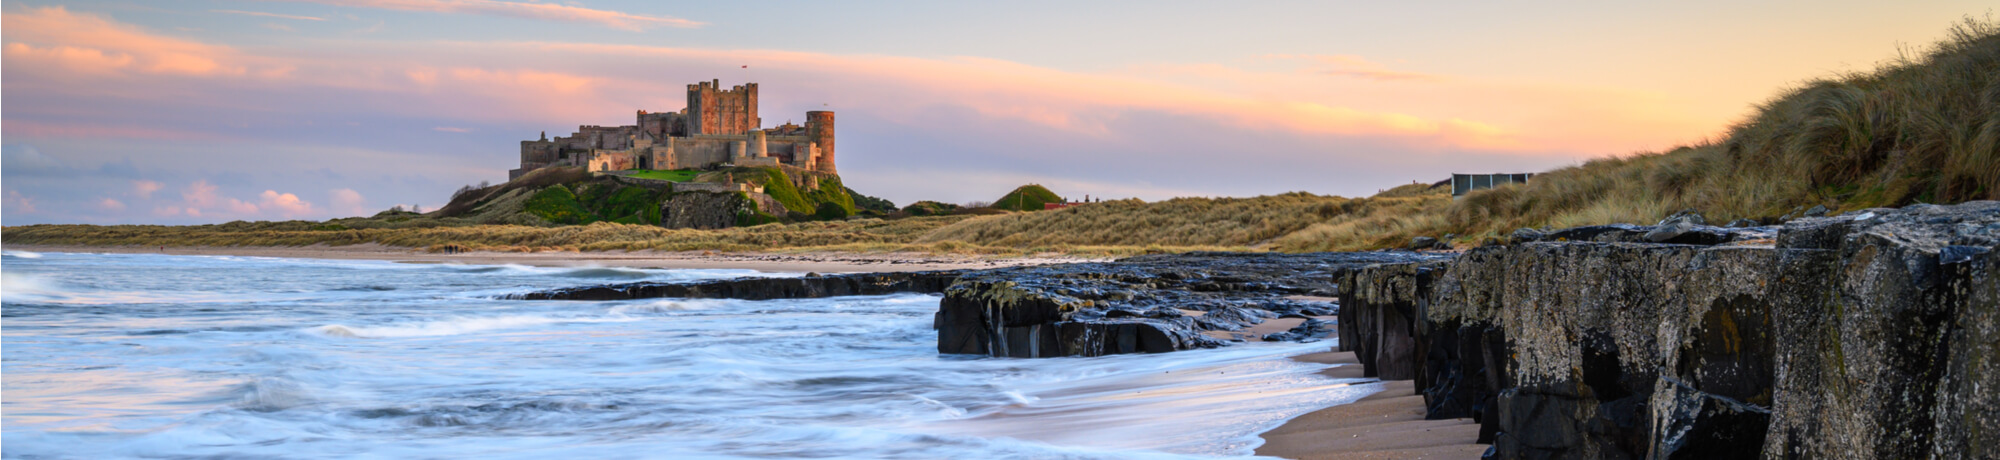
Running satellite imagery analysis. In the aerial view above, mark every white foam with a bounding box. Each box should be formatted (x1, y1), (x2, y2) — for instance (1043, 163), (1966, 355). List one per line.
(307, 314), (633, 338)
(3, 249), (44, 258)
(608, 299), (727, 315)
(1, 271), (67, 302)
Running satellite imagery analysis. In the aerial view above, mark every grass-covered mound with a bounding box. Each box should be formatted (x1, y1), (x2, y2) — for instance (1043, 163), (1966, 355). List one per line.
(901, 201), (960, 216)
(993, 184), (1065, 211)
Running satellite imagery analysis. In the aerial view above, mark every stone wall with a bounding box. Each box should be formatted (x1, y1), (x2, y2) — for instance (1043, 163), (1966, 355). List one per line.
(1336, 201), (2000, 459)
(807, 111), (835, 174)
(513, 81), (834, 180)
(687, 80), (758, 135)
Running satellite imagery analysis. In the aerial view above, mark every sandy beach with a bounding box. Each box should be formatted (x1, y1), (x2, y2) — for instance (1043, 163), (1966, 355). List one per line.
(3, 243), (1098, 273)
(1257, 350), (1488, 459)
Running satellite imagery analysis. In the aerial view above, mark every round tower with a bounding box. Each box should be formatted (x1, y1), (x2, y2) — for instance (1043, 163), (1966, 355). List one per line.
(806, 111), (836, 174)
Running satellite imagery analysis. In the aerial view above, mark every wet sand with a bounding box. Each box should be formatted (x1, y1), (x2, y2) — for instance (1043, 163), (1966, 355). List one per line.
(1257, 351), (1488, 459)
(4, 243), (1097, 273)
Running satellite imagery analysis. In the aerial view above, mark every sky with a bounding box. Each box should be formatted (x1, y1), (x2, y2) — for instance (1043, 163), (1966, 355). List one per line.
(1, 1), (1991, 225)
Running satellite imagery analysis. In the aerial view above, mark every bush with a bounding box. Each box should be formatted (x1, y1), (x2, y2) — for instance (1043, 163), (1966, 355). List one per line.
(815, 202), (852, 221)
(902, 200), (960, 216)
(522, 184), (592, 225)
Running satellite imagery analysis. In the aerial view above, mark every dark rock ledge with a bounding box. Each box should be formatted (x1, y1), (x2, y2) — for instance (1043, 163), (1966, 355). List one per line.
(935, 252), (1447, 357)
(506, 270), (967, 301)
(1338, 201), (2000, 459)
(510, 251), (1447, 358)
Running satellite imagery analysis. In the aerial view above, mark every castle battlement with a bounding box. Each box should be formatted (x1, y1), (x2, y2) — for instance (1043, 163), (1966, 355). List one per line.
(510, 80), (836, 180)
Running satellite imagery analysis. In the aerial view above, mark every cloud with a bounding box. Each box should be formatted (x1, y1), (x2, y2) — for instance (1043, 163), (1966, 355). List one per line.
(259, 190), (314, 217)
(2, 6), (252, 77)
(153, 205), (183, 217)
(277, 0), (703, 31)
(2, 144), (69, 176)
(132, 180), (164, 199)
(330, 188), (368, 216)
(181, 179), (261, 216)
(5, 190), (36, 214)
(1266, 54), (1445, 82)
(212, 9), (326, 21)
(98, 198), (127, 211)
(182, 180), (222, 208)
(262, 23), (297, 32)
(431, 126), (473, 133)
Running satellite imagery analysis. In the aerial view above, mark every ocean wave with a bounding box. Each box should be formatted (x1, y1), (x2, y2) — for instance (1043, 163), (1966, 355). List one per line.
(555, 267), (659, 280)
(1, 272), (68, 302)
(307, 314), (631, 338)
(3, 249), (44, 258)
(608, 299), (727, 315)
(231, 377), (315, 412)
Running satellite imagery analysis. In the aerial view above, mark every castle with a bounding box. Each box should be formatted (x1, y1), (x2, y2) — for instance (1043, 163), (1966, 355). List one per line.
(509, 80), (836, 180)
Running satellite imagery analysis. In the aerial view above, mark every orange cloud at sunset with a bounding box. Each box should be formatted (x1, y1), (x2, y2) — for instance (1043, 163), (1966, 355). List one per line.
(276, 0), (703, 31)
(1, 6), (252, 77)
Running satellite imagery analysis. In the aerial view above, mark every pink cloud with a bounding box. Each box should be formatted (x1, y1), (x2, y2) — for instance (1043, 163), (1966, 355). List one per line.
(5, 190), (37, 214)
(132, 180), (164, 199)
(211, 9), (326, 21)
(330, 188), (368, 216)
(180, 180), (261, 216)
(259, 190), (314, 217)
(1265, 54), (1445, 82)
(182, 180), (222, 209)
(153, 206), (184, 217)
(277, 0), (703, 31)
(98, 198), (127, 211)
(0, 120), (223, 141)
(1, 6), (254, 78)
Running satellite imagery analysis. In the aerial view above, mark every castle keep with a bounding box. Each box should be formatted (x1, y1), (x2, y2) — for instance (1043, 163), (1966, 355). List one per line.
(510, 80), (836, 179)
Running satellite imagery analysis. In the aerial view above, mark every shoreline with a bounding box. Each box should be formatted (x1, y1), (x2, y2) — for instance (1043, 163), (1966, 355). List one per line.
(1257, 350), (1488, 459)
(2, 243), (1099, 273)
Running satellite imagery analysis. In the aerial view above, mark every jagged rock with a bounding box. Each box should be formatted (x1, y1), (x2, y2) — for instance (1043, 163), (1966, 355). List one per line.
(1544, 224), (1648, 242)
(659, 191), (750, 229)
(1725, 218), (1758, 228)
(509, 270), (966, 300)
(1262, 318), (1332, 342)
(1803, 204), (1830, 217)
(937, 251), (1444, 358)
(1335, 201), (2000, 459)
(1409, 236), (1441, 251)
(1510, 228), (1546, 243)
(1644, 209), (1705, 242)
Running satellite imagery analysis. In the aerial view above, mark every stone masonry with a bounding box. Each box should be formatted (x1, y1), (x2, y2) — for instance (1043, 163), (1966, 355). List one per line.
(510, 80), (836, 179)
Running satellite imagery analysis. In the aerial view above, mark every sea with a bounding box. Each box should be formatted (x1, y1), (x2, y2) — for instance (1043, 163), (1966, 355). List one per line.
(0, 250), (1376, 459)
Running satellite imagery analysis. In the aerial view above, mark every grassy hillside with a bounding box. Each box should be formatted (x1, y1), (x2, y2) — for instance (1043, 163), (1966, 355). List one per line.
(992, 184), (1064, 211)
(1274, 18), (2000, 251)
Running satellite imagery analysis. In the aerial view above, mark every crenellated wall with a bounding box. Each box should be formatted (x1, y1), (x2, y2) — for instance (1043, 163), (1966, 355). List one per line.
(515, 80), (832, 179)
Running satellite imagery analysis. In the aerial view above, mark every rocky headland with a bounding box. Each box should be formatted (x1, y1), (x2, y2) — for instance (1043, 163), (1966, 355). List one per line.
(1338, 201), (1998, 458)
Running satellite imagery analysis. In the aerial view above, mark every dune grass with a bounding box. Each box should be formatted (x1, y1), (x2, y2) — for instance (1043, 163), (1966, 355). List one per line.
(5, 19), (1995, 256)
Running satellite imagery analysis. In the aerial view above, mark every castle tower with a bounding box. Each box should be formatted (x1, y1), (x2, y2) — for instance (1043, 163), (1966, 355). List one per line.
(806, 111), (835, 174)
(686, 80), (760, 135)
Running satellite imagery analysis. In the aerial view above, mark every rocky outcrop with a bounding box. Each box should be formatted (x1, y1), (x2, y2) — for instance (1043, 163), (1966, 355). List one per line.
(509, 270), (966, 301)
(1337, 201), (2000, 459)
(938, 252), (1445, 358)
(659, 191), (751, 229)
